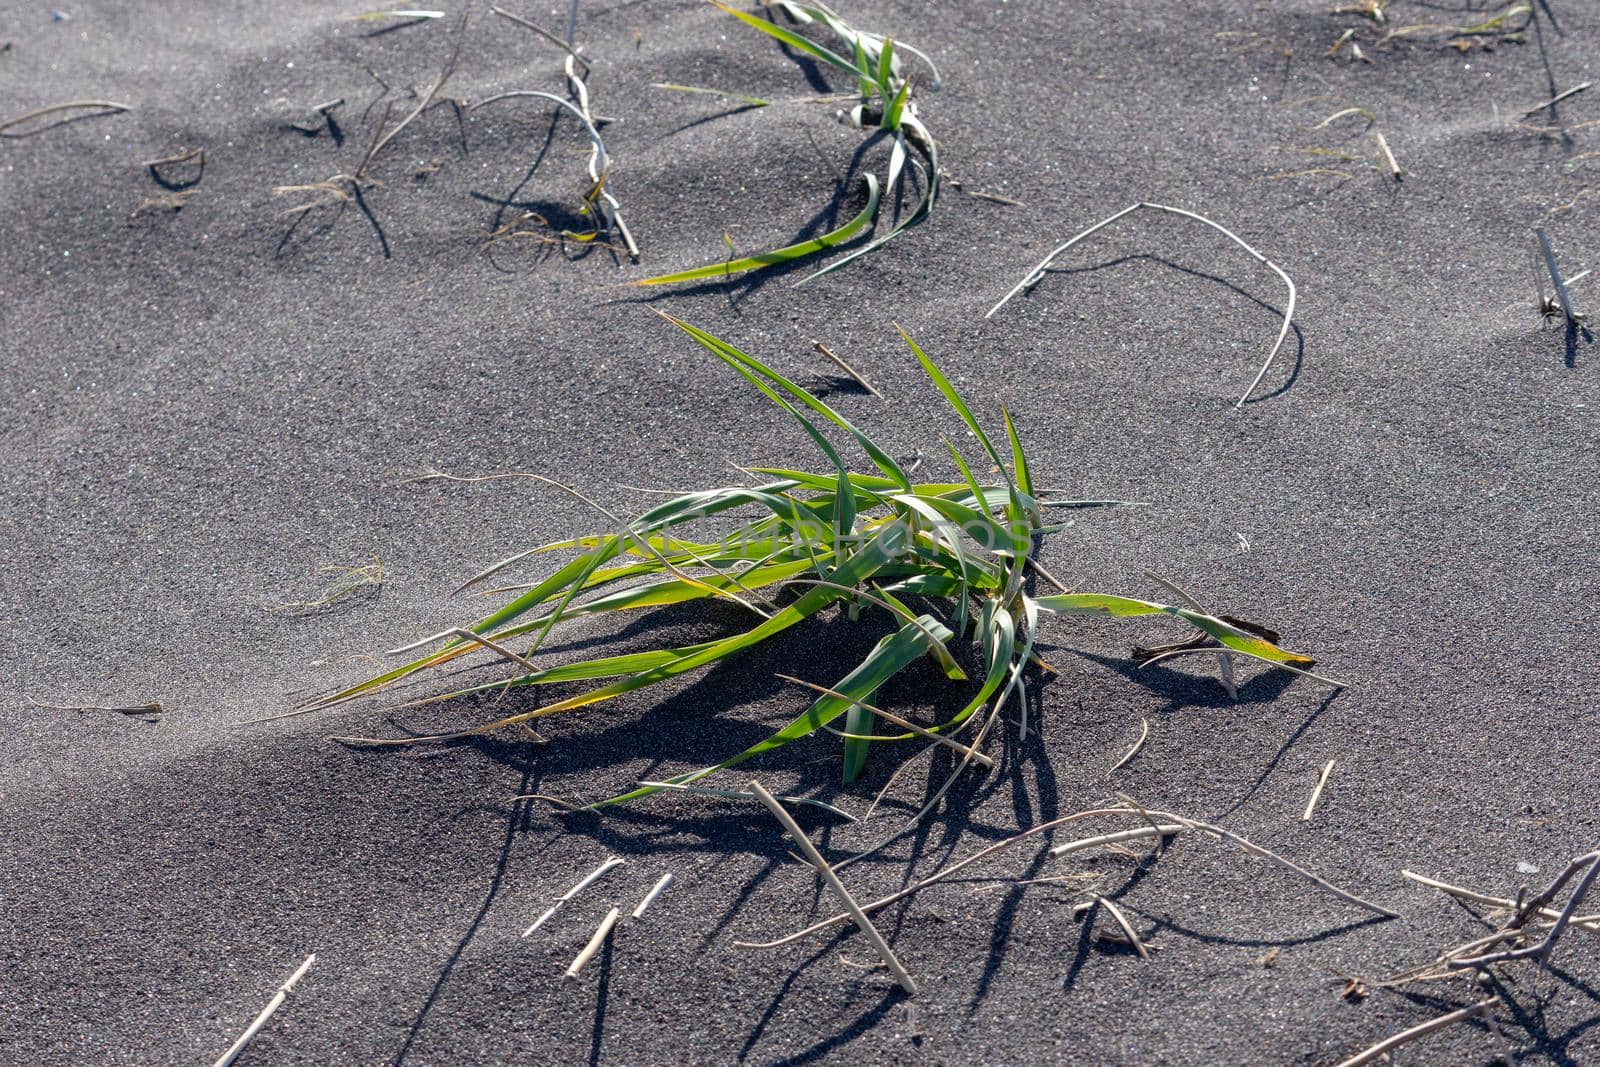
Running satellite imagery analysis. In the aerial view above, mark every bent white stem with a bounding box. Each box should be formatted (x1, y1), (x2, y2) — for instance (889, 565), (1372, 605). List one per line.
(1334, 998), (1500, 1067)
(470, 90), (638, 258)
(985, 201), (1297, 408)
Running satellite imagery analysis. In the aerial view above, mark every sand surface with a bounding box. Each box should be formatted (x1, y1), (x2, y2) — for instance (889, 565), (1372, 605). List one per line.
(3, 1), (1598, 1063)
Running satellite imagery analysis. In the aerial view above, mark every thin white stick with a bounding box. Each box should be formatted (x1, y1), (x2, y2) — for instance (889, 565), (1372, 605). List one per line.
(985, 201), (1296, 407)
(985, 202), (1141, 318)
(211, 953), (316, 1067)
(564, 908), (621, 980)
(1522, 81), (1592, 118)
(1095, 896), (1150, 959)
(1156, 807), (1396, 917)
(748, 780), (918, 995)
(523, 903), (563, 936)
(1537, 227), (1580, 327)
(441, 626), (539, 673)
(524, 856), (625, 936)
(1334, 997), (1500, 1067)
(562, 856), (625, 901)
(1374, 130), (1402, 181)
(1401, 870), (1600, 933)
(1109, 718), (1150, 773)
(813, 341), (885, 400)
(1051, 824), (1185, 858)
(631, 873), (674, 919)
(1303, 759), (1337, 822)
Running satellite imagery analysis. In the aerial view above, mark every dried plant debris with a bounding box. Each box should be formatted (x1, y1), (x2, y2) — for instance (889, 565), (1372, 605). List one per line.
(736, 799), (1395, 958)
(482, 5), (638, 257)
(1327, 0), (1535, 57)
(275, 15), (467, 220)
(28, 697), (164, 719)
(1387, 850), (1600, 984)
(269, 558), (384, 616)
(0, 99), (129, 136)
(986, 202), (1298, 408)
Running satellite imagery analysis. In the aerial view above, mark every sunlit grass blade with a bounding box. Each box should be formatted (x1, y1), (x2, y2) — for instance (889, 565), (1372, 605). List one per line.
(663, 314), (911, 490)
(709, 0), (862, 80)
(1034, 593), (1316, 666)
(1002, 408), (1033, 497)
(633, 174), (879, 286)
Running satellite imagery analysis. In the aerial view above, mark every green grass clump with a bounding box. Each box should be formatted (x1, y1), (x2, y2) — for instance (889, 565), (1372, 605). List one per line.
(635, 1), (940, 286)
(305, 319), (1324, 807)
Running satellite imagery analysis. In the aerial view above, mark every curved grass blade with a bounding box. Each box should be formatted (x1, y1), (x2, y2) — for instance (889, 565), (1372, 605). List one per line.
(801, 114), (938, 283)
(1034, 593), (1316, 667)
(632, 175), (880, 286)
(710, 1), (862, 80)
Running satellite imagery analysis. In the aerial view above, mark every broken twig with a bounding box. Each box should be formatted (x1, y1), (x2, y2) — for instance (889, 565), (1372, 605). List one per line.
(749, 780), (917, 994)
(1303, 759), (1337, 821)
(211, 953), (316, 1067)
(631, 873), (674, 918)
(524, 856), (625, 936)
(564, 908), (620, 980)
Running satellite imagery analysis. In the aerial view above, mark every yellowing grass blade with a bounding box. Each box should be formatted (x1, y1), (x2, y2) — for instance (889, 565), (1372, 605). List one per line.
(633, 175), (879, 286)
(1034, 593), (1316, 666)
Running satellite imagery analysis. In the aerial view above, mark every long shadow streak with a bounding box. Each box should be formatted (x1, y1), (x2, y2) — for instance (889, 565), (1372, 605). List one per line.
(587, 935), (615, 1067)
(390, 750), (538, 1065)
(1218, 688), (1342, 818)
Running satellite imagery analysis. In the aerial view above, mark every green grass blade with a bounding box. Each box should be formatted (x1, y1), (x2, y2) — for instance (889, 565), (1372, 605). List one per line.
(422, 522), (913, 736)
(876, 37), (895, 94)
(799, 115), (938, 283)
(1034, 593), (1316, 666)
(391, 639), (736, 708)
(711, 0), (863, 80)
(565, 558), (816, 616)
(850, 33), (875, 98)
(634, 174), (880, 285)
(1002, 407), (1033, 497)
(900, 328), (1005, 471)
(834, 467), (857, 562)
(663, 316), (911, 491)
(883, 76), (910, 129)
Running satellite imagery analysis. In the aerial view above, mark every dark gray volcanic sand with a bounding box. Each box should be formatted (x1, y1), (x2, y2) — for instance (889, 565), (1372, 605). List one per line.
(3, 1), (1598, 1063)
